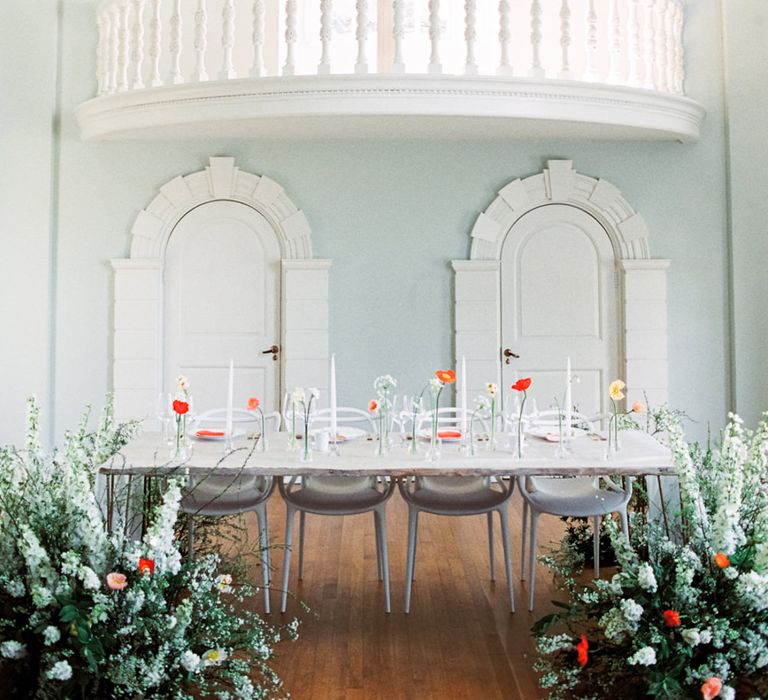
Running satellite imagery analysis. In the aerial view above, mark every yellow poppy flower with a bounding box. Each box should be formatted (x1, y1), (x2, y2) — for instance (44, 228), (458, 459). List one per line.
(608, 380), (626, 401)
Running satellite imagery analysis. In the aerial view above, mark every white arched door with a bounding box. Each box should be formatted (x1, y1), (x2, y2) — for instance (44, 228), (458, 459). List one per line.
(164, 200), (281, 413)
(500, 204), (619, 416)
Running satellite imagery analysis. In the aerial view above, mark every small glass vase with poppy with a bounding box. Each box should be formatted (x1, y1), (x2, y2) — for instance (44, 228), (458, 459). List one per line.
(171, 375), (191, 461)
(369, 399), (387, 456)
(426, 369), (456, 461)
(485, 383), (499, 452)
(373, 374), (397, 454)
(511, 377), (532, 458)
(605, 380), (646, 457)
(294, 387), (318, 463)
(247, 397), (268, 452)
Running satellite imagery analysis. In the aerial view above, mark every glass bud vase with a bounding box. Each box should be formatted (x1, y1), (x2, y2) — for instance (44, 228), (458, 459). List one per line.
(256, 415), (268, 452)
(171, 415), (189, 462)
(605, 416), (621, 459)
(486, 414), (497, 452)
(300, 424), (312, 463)
(425, 417), (441, 462)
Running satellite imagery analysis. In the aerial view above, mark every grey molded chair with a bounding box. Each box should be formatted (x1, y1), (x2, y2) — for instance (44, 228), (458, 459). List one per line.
(278, 407), (396, 613)
(399, 409), (516, 614)
(181, 410), (281, 613)
(517, 411), (632, 611)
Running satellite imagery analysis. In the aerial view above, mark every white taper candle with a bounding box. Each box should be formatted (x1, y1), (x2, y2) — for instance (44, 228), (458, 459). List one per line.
(460, 355), (467, 435)
(330, 354), (338, 444)
(226, 358), (234, 442)
(565, 357), (572, 438)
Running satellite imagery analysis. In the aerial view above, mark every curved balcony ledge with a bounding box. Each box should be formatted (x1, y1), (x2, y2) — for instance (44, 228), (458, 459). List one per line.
(76, 74), (705, 142)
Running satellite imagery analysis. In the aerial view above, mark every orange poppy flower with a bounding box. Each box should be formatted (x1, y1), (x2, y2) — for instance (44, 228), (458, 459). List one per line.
(576, 634), (588, 667)
(435, 369), (456, 384)
(138, 558), (155, 575)
(369, 400), (379, 413)
(701, 677), (722, 700)
(511, 377), (532, 392)
(663, 609), (681, 627)
(714, 552), (730, 569)
(172, 400), (189, 415)
(247, 397), (260, 411)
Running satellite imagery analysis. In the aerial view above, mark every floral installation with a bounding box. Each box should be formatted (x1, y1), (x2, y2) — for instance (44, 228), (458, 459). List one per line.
(247, 397), (269, 452)
(425, 369), (456, 460)
(292, 387), (319, 462)
(373, 375), (397, 454)
(534, 409), (768, 699)
(0, 397), (298, 699)
(172, 374), (191, 461)
(511, 377), (532, 458)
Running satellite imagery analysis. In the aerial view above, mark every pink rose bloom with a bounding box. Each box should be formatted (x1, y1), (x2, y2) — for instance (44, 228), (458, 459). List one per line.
(631, 401), (646, 413)
(106, 572), (128, 591)
(701, 677), (722, 700)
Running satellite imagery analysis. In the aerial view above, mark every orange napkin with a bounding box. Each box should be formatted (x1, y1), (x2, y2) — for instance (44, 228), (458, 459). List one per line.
(437, 430), (462, 439)
(196, 429), (224, 437)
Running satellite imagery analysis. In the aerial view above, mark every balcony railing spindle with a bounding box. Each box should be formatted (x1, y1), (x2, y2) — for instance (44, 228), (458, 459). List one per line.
(627, 0), (642, 87)
(108, 6), (119, 93)
(168, 0), (183, 84)
(319, 0), (333, 74)
(608, 0), (621, 83)
(653, 0), (665, 91)
(220, 0), (237, 79)
(193, 0), (209, 81)
(641, 0), (655, 89)
(392, 0), (405, 72)
(149, 0), (163, 86)
(558, 0), (573, 79)
(355, 0), (370, 74)
(529, 0), (544, 79)
(465, 0), (478, 75)
(498, 0), (513, 76)
(284, 0), (297, 76)
(428, 0), (442, 75)
(664, 1), (675, 93)
(251, 0), (265, 77)
(583, 0), (598, 81)
(130, 0), (146, 90)
(673, 2), (683, 93)
(96, 11), (107, 96)
(117, 1), (130, 91)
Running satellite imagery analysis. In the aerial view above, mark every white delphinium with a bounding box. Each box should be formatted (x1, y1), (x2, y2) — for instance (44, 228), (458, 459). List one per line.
(620, 598), (644, 623)
(682, 628), (701, 646)
(699, 629), (713, 645)
(291, 388), (305, 404)
(31, 585), (54, 608)
(79, 565), (101, 591)
(5, 579), (25, 598)
(628, 646), (657, 666)
(180, 649), (201, 673)
(720, 687), (735, 700)
(735, 571), (768, 612)
(142, 479), (183, 576)
(637, 562), (658, 593)
(42, 626), (61, 645)
(0, 641), (26, 659)
(19, 526), (54, 587)
(234, 675), (256, 699)
(46, 660), (73, 681)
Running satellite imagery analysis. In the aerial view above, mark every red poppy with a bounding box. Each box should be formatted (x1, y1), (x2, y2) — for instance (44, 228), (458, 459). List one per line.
(511, 377), (532, 392)
(714, 552), (730, 569)
(138, 558), (155, 575)
(435, 369), (456, 384)
(663, 609), (681, 627)
(172, 400), (189, 415)
(576, 634), (588, 667)
(247, 397), (260, 411)
(369, 399), (379, 413)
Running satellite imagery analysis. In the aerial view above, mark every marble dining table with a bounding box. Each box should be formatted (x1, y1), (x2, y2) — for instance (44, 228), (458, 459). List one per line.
(101, 429), (675, 479)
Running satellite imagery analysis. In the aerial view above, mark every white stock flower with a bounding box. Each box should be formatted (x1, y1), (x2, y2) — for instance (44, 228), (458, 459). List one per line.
(682, 628), (701, 646)
(79, 565), (101, 591)
(620, 598), (644, 623)
(291, 388), (306, 404)
(5, 580), (25, 598)
(699, 629), (713, 645)
(142, 479), (183, 576)
(736, 571), (768, 611)
(46, 660), (72, 681)
(42, 626), (61, 645)
(0, 641), (26, 659)
(720, 687), (735, 700)
(637, 562), (658, 593)
(180, 650), (201, 673)
(628, 646), (657, 666)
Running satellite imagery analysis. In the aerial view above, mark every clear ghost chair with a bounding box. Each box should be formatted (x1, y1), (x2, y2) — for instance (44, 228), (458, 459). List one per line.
(180, 410), (281, 613)
(517, 410), (632, 610)
(278, 407), (396, 613)
(398, 408), (516, 613)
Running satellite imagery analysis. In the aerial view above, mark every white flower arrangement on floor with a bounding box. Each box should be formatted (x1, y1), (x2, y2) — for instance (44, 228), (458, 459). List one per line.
(534, 409), (768, 699)
(0, 397), (298, 699)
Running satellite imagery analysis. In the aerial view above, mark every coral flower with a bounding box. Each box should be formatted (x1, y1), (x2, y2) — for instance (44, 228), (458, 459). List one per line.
(663, 609), (681, 627)
(576, 634), (588, 667)
(138, 558), (155, 576)
(609, 380), (626, 401)
(714, 552), (730, 569)
(368, 399), (379, 413)
(435, 369), (456, 384)
(701, 677), (723, 700)
(247, 397), (260, 411)
(631, 401), (646, 413)
(511, 377), (532, 392)
(106, 572), (127, 591)
(172, 400), (189, 415)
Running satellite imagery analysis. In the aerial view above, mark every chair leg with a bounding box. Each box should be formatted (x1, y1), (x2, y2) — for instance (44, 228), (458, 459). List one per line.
(374, 511), (384, 581)
(498, 507), (515, 613)
(412, 515), (419, 581)
(256, 505), (271, 614)
(188, 514), (195, 560)
(404, 507), (419, 614)
(528, 510), (539, 612)
(374, 507), (392, 614)
(520, 498), (528, 580)
(298, 510), (306, 581)
(280, 505), (296, 613)
(619, 507), (630, 540)
(487, 512), (495, 581)
(593, 515), (601, 579)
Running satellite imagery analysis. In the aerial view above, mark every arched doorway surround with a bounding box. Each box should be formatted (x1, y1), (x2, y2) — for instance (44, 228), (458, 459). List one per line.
(453, 160), (669, 412)
(111, 156), (331, 421)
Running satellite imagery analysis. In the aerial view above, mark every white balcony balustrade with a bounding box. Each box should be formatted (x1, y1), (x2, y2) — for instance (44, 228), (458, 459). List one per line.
(79, 0), (704, 142)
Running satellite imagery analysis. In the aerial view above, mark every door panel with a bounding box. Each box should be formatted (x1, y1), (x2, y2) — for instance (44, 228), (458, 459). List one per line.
(164, 201), (281, 413)
(501, 205), (618, 418)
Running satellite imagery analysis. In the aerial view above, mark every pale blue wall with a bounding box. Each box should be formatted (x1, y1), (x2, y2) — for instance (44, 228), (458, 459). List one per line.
(0, 0), (746, 444)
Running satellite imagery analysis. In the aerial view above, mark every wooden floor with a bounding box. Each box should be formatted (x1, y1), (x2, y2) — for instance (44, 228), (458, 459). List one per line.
(238, 490), (566, 700)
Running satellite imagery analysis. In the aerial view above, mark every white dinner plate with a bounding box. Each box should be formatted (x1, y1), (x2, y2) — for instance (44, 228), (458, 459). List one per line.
(526, 426), (589, 442)
(311, 426), (369, 443)
(418, 430), (464, 443)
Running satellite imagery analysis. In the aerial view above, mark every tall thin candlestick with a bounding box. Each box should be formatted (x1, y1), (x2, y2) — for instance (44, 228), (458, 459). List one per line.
(460, 356), (467, 436)
(565, 357), (572, 439)
(225, 359), (234, 450)
(330, 354), (338, 451)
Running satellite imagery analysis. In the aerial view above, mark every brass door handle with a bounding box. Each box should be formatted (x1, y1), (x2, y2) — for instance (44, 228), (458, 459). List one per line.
(503, 348), (519, 365)
(262, 344), (280, 361)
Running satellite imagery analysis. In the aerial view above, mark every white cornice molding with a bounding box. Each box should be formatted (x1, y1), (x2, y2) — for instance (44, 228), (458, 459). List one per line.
(76, 74), (706, 142)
